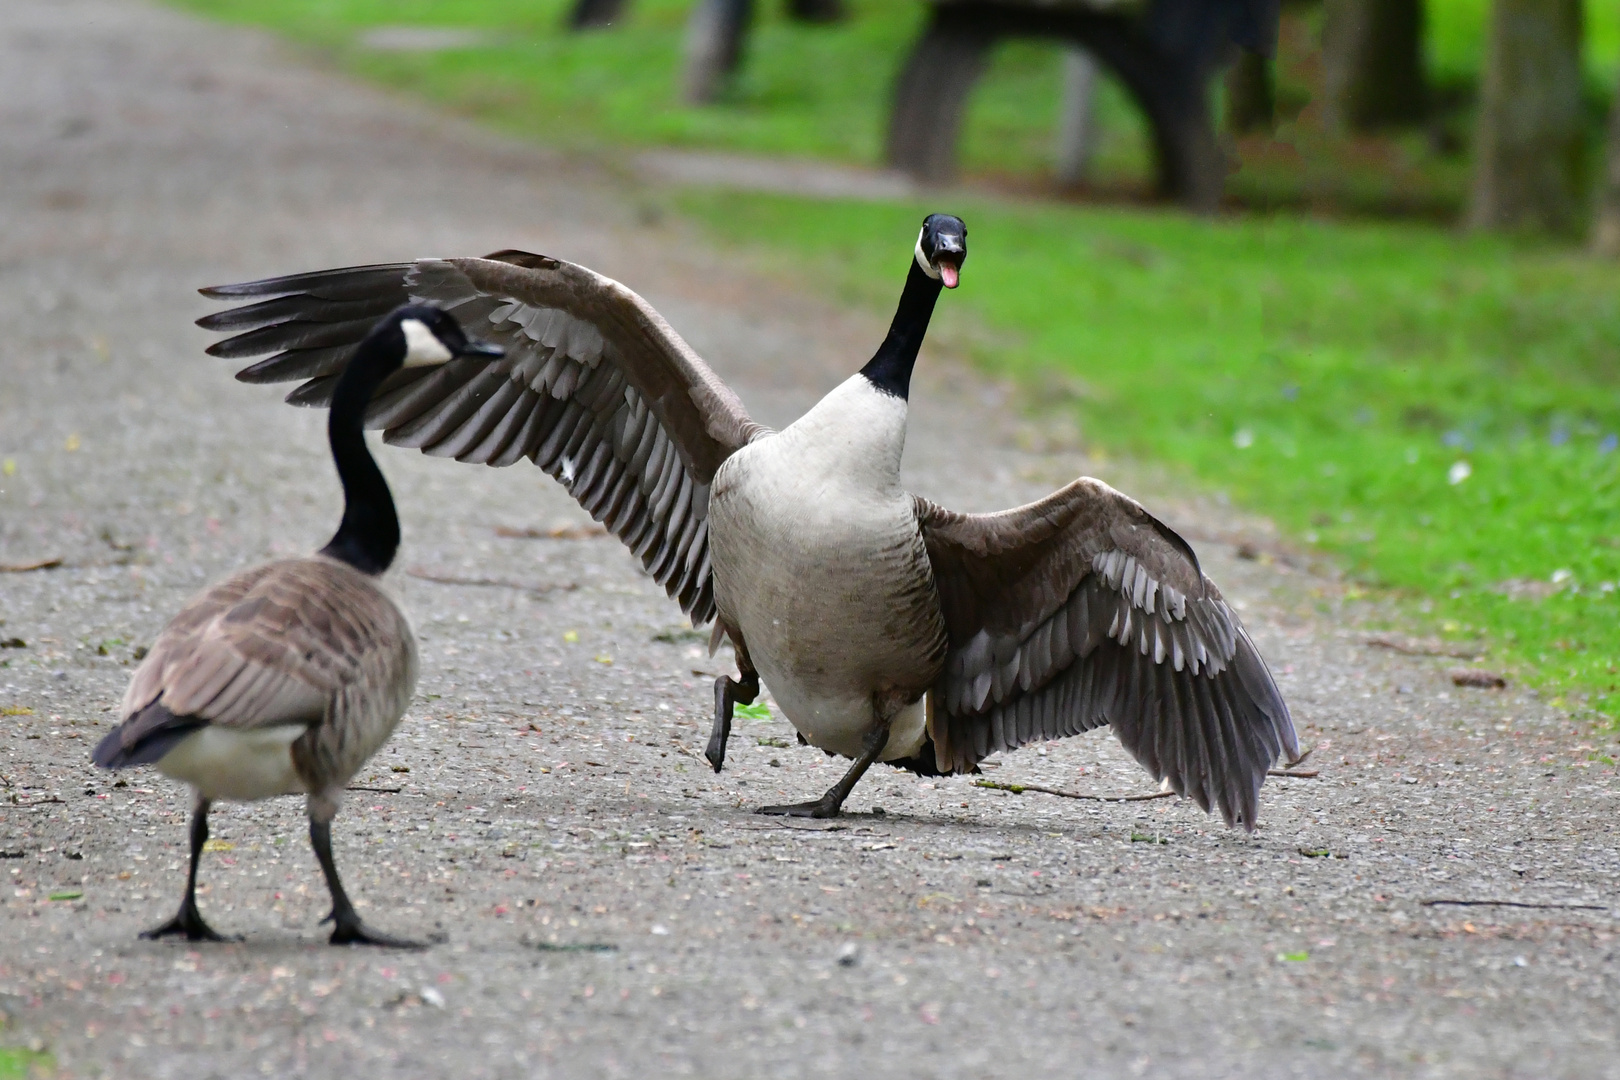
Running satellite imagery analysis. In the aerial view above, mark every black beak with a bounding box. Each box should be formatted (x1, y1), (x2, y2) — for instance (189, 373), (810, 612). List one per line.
(457, 339), (505, 359)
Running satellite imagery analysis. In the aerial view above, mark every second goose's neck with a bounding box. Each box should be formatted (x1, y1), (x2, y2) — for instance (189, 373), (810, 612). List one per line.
(858, 260), (943, 400)
(319, 340), (399, 575)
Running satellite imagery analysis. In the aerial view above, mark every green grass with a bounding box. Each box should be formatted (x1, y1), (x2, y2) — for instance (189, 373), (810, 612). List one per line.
(0, 1047), (52, 1080)
(165, 0), (1620, 718)
(677, 192), (1620, 719)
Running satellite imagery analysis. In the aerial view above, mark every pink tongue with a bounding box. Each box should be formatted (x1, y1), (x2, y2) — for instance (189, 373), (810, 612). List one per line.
(939, 264), (959, 289)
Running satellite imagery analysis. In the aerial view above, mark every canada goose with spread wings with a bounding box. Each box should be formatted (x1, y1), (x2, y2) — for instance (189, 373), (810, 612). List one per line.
(196, 214), (1296, 828)
(94, 304), (503, 945)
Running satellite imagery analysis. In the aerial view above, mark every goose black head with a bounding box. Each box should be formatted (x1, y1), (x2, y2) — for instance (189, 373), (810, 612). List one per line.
(913, 213), (967, 289)
(385, 303), (506, 369)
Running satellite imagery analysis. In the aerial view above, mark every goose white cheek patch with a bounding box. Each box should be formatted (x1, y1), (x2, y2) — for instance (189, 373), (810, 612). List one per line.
(913, 230), (942, 281)
(400, 318), (453, 366)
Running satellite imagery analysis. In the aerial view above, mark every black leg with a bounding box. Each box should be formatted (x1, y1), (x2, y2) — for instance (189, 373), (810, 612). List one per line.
(707, 669), (759, 773)
(310, 819), (423, 949)
(142, 796), (231, 942)
(758, 721), (889, 819)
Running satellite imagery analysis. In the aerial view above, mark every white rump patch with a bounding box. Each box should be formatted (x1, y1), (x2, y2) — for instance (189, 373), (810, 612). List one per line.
(157, 725), (308, 802)
(401, 318), (454, 367)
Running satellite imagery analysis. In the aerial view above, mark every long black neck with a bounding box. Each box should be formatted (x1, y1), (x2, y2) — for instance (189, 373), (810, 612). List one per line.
(858, 258), (943, 400)
(318, 338), (400, 575)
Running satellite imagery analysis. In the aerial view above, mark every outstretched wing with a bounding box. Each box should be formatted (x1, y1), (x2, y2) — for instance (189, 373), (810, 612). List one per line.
(917, 477), (1296, 828)
(198, 252), (766, 624)
(95, 559), (412, 767)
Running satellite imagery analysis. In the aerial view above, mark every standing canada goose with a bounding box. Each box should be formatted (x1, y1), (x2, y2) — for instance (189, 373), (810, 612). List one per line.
(195, 215), (1296, 827)
(93, 304), (503, 944)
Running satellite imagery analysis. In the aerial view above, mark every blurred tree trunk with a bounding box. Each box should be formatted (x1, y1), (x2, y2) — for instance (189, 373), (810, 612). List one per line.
(1055, 48), (1100, 187)
(1224, 49), (1273, 133)
(684, 0), (753, 103)
(1321, 0), (1426, 130)
(1593, 74), (1620, 255)
(1468, 0), (1584, 233)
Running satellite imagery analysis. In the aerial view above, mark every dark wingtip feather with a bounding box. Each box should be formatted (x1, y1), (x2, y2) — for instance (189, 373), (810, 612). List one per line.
(198, 279), (292, 300)
(286, 376), (338, 409)
(234, 345), (355, 386)
(90, 727), (129, 769)
(198, 263), (411, 302)
(92, 704), (203, 769)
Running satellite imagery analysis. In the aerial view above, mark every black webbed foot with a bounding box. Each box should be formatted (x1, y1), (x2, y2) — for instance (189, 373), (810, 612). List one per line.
(757, 796), (843, 819)
(325, 912), (426, 949)
(141, 901), (232, 943)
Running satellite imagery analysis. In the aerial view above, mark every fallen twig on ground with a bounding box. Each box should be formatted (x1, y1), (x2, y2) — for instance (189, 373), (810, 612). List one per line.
(1284, 745), (1315, 769)
(346, 785), (402, 794)
(1268, 768), (1320, 778)
(529, 940), (618, 953)
(1365, 634), (1481, 660)
(1449, 668), (1507, 689)
(494, 524), (607, 540)
(973, 779), (1175, 803)
(0, 556), (62, 573)
(405, 567), (578, 595)
(1420, 899), (1609, 911)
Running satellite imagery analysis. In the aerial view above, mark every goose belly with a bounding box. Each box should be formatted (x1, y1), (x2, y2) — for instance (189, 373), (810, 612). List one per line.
(157, 725), (308, 802)
(710, 457), (946, 762)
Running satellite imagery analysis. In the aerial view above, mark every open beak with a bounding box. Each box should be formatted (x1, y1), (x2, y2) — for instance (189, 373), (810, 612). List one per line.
(458, 339), (506, 359)
(938, 260), (960, 289)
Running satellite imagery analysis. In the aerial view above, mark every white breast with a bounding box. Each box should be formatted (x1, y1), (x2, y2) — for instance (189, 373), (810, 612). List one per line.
(709, 375), (946, 760)
(157, 725), (308, 802)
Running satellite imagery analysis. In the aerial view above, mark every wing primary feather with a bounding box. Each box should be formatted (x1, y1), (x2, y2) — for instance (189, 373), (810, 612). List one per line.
(198, 264), (409, 301)
(577, 442), (619, 515)
(365, 363), (465, 430)
(463, 387), (541, 465)
(534, 403), (587, 471)
(388, 372), (504, 451)
(234, 344), (356, 384)
(197, 292), (401, 335)
(520, 393), (574, 466)
(206, 314), (394, 360)
(428, 378), (526, 460)
(599, 469), (641, 532)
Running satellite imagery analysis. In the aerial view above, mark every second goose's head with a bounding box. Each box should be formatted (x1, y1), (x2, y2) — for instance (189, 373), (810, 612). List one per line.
(913, 213), (967, 289)
(385, 303), (506, 370)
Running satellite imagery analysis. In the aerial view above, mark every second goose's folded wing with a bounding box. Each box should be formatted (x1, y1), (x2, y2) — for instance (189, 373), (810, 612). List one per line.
(95, 559), (414, 767)
(198, 252), (767, 624)
(916, 478), (1297, 828)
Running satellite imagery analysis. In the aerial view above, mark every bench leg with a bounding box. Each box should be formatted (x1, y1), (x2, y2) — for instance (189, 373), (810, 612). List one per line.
(885, 8), (993, 184)
(684, 0), (754, 103)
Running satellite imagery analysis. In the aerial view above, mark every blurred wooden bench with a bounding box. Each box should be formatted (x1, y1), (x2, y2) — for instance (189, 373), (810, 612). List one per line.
(887, 0), (1276, 210)
(568, 0), (1273, 210)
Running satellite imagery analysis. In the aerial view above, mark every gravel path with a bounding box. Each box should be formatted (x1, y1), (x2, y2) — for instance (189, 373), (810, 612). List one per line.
(1, 2), (1616, 1077)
